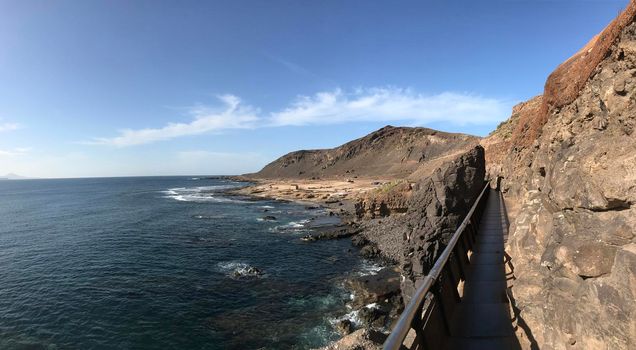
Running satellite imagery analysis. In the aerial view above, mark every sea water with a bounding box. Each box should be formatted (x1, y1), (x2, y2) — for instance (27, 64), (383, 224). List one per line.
(0, 177), (371, 349)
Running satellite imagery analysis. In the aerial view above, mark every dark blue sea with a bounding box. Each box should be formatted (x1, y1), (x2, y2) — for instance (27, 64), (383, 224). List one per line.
(0, 177), (376, 349)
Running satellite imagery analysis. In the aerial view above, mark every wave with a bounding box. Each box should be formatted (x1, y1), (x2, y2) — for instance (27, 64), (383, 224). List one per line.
(217, 261), (265, 279)
(268, 219), (311, 233)
(286, 220), (310, 228)
(328, 302), (380, 333)
(162, 185), (245, 203)
(191, 214), (227, 220)
(329, 309), (361, 327)
(356, 259), (384, 276)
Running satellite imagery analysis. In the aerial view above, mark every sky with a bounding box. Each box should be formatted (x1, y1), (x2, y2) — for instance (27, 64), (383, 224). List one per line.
(0, 0), (630, 178)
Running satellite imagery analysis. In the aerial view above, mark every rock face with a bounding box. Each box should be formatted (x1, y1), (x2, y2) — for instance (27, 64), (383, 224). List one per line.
(354, 181), (412, 218)
(314, 329), (386, 350)
(245, 126), (478, 180)
(359, 146), (486, 301)
(483, 2), (636, 348)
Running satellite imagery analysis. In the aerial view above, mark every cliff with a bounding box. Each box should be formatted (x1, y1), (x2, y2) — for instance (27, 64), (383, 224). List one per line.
(245, 126), (478, 181)
(358, 146), (486, 302)
(483, 1), (636, 348)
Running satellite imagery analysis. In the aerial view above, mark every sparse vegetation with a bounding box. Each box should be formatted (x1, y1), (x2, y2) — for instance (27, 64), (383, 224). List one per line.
(489, 113), (519, 139)
(373, 179), (407, 194)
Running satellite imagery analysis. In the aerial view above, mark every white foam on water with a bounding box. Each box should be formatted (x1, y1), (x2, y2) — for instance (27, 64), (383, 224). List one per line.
(268, 219), (312, 234)
(357, 259), (384, 276)
(284, 219), (310, 228)
(216, 261), (264, 279)
(365, 302), (379, 309)
(328, 309), (361, 327)
(162, 185), (246, 203)
(192, 214), (227, 220)
(217, 261), (250, 272)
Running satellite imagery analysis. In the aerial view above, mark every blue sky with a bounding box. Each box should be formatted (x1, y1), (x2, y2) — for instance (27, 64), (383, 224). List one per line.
(0, 0), (629, 178)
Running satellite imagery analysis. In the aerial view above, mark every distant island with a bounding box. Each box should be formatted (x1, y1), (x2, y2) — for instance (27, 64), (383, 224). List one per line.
(0, 173), (32, 180)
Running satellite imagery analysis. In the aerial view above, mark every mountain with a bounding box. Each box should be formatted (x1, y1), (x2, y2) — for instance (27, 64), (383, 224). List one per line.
(0, 173), (31, 180)
(483, 1), (636, 348)
(245, 125), (479, 181)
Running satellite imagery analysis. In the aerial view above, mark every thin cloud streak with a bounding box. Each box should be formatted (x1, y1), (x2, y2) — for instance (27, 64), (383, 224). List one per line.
(0, 122), (21, 132)
(88, 95), (260, 147)
(90, 87), (512, 147)
(0, 147), (31, 157)
(270, 88), (509, 126)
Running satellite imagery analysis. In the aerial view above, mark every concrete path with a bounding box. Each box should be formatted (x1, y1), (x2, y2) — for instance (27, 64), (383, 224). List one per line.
(448, 190), (520, 350)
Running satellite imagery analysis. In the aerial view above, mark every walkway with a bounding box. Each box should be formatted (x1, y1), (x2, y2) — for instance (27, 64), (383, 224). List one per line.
(448, 189), (519, 349)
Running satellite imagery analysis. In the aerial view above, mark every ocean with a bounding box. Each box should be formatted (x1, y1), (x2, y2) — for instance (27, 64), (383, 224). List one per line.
(0, 177), (375, 349)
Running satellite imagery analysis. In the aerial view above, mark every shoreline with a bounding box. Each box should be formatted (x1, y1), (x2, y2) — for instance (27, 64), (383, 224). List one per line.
(224, 178), (403, 348)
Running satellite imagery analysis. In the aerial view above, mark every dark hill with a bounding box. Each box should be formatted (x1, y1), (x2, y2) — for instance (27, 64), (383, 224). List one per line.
(245, 126), (479, 180)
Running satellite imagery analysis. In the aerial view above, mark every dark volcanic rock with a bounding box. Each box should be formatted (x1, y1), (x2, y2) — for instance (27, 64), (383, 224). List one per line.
(354, 146), (486, 302)
(359, 245), (381, 259)
(398, 146), (485, 301)
(230, 266), (264, 279)
(346, 268), (401, 308)
(335, 319), (353, 335)
(343, 268), (404, 332)
(300, 224), (361, 242)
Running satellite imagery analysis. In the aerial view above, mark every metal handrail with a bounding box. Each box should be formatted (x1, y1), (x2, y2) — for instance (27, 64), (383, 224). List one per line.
(383, 182), (490, 350)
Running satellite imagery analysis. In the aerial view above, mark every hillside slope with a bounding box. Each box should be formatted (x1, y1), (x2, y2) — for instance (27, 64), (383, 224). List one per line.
(246, 126), (479, 181)
(483, 1), (636, 348)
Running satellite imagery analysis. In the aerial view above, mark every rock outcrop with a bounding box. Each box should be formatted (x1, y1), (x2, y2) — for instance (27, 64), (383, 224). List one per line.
(359, 146), (486, 301)
(483, 2), (636, 348)
(245, 126), (478, 181)
(354, 181), (412, 219)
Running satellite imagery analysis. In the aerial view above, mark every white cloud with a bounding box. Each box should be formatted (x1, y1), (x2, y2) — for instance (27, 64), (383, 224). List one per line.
(88, 95), (260, 147)
(270, 88), (509, 126)
(89, 87), (511, 147)
(0, 122), (20, 132)
(0, 147), (30, 157)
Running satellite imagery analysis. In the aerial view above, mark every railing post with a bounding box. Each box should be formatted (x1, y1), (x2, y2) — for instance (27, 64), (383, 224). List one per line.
(453, 244), (467, 280)
(445, 265), (461, 303)
(431, 282), (451, 336)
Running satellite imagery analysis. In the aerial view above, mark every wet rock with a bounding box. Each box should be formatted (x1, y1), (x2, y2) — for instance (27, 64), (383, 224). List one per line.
(335, 319), (353, 335)
(346, 268), (401, 308)
(315, 329), (384, 350)
(359, 245), (381, 258)
(300, 224), (361, 242)
(231, 266), (264, 279)
(351, 235), (369, 247)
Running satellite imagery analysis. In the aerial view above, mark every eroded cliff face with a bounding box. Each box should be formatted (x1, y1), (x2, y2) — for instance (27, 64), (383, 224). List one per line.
(484, 2), (636, 348)
(358, 147), (486, 302)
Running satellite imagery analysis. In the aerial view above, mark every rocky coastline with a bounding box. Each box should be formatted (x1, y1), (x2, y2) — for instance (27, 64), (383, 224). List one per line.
(226, 181), (404, 348)
(227, 145), (487, 349)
